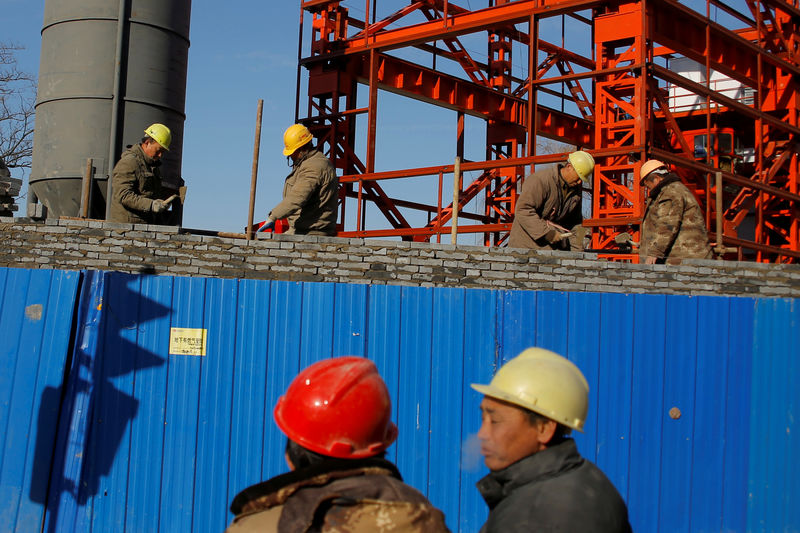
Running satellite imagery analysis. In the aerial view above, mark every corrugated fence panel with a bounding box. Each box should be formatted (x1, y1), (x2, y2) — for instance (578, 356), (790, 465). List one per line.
(659, 295), (700, 533)
(160, 276), (206, 533)
(395, 286), (434, 499)
(458, 289), (496, 533)
(749, 298), (799, 532)
(691, 296), (733, 532)
(0, 269), (80, 533)
(194, 278), (240, 531)
(3, 267), (799, 532)
(227, 279), (272, 511)
(262, 281), (303, 483)
(596, 294), (634, 497)
(568, 292), (603, 466)
(126, 274), (174, 533)
(722, 297), (755, 532)
(628, 294), (667, 531)
(428, 287), (466, 528)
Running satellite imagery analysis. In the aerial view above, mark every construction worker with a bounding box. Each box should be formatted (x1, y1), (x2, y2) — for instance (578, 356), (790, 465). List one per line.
(108, 123), (172, 224)
(259, 124), (339, 236)
(472, 348), (632, 533)
(226, 356), (449, 532)
(639, 160), (712, 264)
(508, 150), (594, 251)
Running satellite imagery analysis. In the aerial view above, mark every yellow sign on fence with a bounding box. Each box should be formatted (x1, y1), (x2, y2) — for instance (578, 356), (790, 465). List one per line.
(169, 327), (207, 356)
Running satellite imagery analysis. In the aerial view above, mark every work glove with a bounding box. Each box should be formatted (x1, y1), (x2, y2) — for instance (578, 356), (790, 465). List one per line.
(151, 199), (168, 213)
(257, 217), (276, 233)
(544, 229), (573, 244)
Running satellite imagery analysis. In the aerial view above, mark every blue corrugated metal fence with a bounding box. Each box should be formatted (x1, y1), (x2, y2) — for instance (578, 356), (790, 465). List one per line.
(0, 267), (797, 532)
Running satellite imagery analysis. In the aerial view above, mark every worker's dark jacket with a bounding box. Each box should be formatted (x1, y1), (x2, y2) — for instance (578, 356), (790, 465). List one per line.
(639, 174), (712, 264)
(270, 148), (339, 236)
(508, 164), (583, 250)
(226, 457), (450, 533)
(109, 143), (162, 224)
(477, 439), (632, 533)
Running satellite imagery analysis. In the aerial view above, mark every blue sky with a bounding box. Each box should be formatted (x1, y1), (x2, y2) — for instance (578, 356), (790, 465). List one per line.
(3, 0), (735, 234)
(4, 1), (500, 234)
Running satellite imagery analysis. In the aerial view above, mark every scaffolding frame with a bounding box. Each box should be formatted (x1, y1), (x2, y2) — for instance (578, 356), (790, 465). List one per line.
(296, 0), (799, 262)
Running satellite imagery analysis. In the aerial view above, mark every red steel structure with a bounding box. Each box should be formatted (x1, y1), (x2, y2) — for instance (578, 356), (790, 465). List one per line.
(296, 0), (799, 262)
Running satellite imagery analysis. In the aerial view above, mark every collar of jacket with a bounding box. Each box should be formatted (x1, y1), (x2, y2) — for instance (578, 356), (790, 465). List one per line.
(131, 143), (161, 167)
(476, 438), (584, 509)
(292, 147), (319, 168)
(648, 173), (681, 200)
(230, 456), (402, 515)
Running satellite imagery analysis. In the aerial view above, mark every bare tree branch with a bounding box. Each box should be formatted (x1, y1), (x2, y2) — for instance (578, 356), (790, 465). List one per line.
(0, 42), (36, 170)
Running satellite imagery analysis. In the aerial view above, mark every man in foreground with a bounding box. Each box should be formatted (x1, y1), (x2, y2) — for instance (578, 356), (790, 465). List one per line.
(472, 347), (632, 532)
(227, 356), (449, 532)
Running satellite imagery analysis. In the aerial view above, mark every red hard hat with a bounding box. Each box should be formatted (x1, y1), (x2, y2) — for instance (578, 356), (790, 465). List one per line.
(273, 356), (398, 459)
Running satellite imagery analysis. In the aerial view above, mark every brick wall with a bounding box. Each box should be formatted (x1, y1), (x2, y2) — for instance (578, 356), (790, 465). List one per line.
(1, 217), (798, 297)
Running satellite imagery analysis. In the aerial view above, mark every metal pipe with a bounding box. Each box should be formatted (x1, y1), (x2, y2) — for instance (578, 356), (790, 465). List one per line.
(715, 171), (723, 258)
(105, 0), (129, 219)
(451, 156), (461, 244)
(80, 158), (93, 218)
(246, 100), (264, 240)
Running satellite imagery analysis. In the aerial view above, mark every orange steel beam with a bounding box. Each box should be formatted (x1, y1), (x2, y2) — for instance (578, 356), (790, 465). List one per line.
(335, 0), (605, 53)
(650, 0), (800, 87)
(336, 52), (593, 145)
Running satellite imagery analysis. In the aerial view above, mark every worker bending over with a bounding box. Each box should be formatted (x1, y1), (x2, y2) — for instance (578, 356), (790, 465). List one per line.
(109, 123), (173, 224)
(639, 160), (712, 264)
(226, 356), (449, 532)
(472, 348), (631, 533)
(508, 150), (594, 251)
(260, 124), (339, 236)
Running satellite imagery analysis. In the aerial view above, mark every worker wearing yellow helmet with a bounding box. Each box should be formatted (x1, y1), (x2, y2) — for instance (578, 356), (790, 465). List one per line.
(473, 348), (631, 533)
(508, 150), (594, 251)
(109, 123), (173, 224)
(259, 124), (339, 236)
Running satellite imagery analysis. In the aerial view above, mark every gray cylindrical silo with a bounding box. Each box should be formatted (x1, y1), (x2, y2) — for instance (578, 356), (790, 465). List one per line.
(30, 0), (191, 220)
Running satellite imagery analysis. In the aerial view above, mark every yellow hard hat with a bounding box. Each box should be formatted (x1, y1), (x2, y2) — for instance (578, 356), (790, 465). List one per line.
(144, 123), (171, 151)
(283, 123), (314, 156)
(567, 150), (595, 183)
(639, 159), (666, 183)
(471, 347), (589, 431)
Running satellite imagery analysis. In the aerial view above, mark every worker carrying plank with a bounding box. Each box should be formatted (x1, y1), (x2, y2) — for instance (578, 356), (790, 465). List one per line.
(258, 123), (339, 236)
(638, 160), (712, 264)
(108, 123), (175, 224)
(472, 348), (632, 533)
(508, 150), (594, 251)
(226, 356), (449, 532)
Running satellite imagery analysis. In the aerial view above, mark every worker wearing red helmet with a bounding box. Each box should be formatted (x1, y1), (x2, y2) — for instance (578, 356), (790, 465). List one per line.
(259, 124), (339, 236)
(638, 160), (712, 264)
(508, 150), (595, 251)
(226, 356), (449, 532)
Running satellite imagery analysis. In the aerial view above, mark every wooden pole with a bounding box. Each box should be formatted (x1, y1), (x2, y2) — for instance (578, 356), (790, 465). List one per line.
(451, 156), (461, 244)
(246, 99), (264, 240)
(80, 158), (93, 218)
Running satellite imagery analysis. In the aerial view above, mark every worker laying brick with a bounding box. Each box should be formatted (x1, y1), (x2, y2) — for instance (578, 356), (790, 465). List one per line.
(259, 124), (339, 236)
(638, 159), (712, 264)
(108, 123), (174, 224)
(508, 150), (594, 251)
